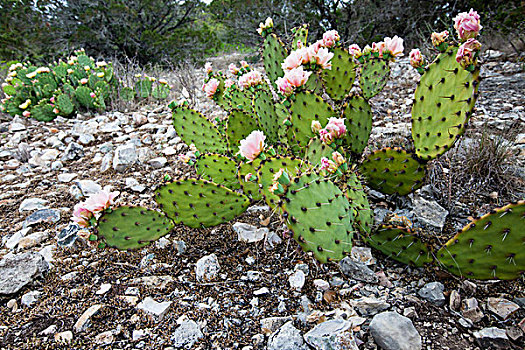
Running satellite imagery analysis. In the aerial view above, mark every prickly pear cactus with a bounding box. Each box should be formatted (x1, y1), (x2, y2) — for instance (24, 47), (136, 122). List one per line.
(75, 86), (95, 108)
(172, 105), (228, 154)
(365, 226), (434, 267)
(437, 201), (525, 280)
(359, 148), (425, 196)
(238, 159), (263, 201)
(152, 84), (170, 99)
(96, 206), (174, 250)
(291, 24), (308, 50)
(320, 48), (357, 101)
(411, 47), (480, 161)
(346, 171), (373, 235)
(226, 109), (259, 152)
(135, 79), (153, 98)
(341, 95), (373, 154)
(154, 179), (250, 228)
(120, 87), (136, 101)
(195, 154), (240, 190)
(281, 173), (354, 263)
(360, 58), (390, 99)
(253, 89), (280, 143)
(305, 139), (333, 166)
(31, 101), (55, 122)
(56, 94), (74, 116)
(262, 33), (287, 85)
(228, 88), (255, 111)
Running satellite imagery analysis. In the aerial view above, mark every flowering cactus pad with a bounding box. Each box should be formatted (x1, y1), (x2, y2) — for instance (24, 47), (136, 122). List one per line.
(195, 153), (240, 190)
(75, 86), (95, 108)
(281, 173), (354, 263)
(31, 101), (55, 122)
(96, 206), (174, 250)
(56, 94), (74, 116)
(359, 148), (425, 196)
(238, 159), (263, 201)
(320, 47), (357, 101)
(291, 24), (308, 50)
(365, 226), (434, 267)
(345, 171), (373, 235)
(262, 33), (288, 86)
(437, 201), (525, 280)
(359, 58), (390, 99)
(341, 95), (373, 154)
(305, 138), (333, 166)
(226, 109), (259, 152)
(154, 179), (250, 228)
(412, 46), (480, 161)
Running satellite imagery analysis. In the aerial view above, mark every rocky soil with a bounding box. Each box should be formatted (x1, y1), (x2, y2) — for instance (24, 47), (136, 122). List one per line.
(0, 51), (524, 349)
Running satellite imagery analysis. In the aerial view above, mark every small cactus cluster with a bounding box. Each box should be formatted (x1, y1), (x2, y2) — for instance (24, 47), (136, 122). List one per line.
(73, 10), (523, 280)
(1, 48), (171, 121)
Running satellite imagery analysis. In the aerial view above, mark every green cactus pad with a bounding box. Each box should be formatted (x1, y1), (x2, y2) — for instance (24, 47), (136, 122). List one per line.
(282, 173), (354, 263)
(346, 172), (373, 235)
(257, 156), (305, 209)
(253, 89), (280, 143)
(321, 48), (357, 101)
(226, 109), (259, 152)
(94, 81), (111, 100)
(152, 84), (170, 99)
(228, 88), (254, 111)
(291, 24), (308, 50)
(211, 75), (230, 111)
(172, 105), (228, 154)
(31, 102), (56, 122)
(195, 154), (240, 190)
(56, 94), (74, 116)
(341, 95), (373, 154)
(77, 54), (94, 69)
(305, 138), (333, 166)
(365, 226), (434, 267)
(135, 79), (153, 98)
(360, 58), (390, 99)
(75, 86), (95, 108)
(262, 33), (287, 86)
(437, 201), (525, 280)
(287, 91), (335, 152)
(411, 46), (480, 161)
(155, 179), (250, 228)
(238, 160), (263, 201)
(120, 87), (136, 101)
(359, 148), (425, 196)
(96, 206), (174, 250)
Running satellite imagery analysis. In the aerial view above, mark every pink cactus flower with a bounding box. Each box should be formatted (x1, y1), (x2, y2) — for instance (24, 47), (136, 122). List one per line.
(384, 36), (404, 58)
(240, 60), (249, 68)
(371, 41), (386, 57)
(348, 44), (362, 57)
(319, 129), (333, 144)
(49, 96), (55, 103)
(409, 49), (424, 68)
(322, 30), (340, 48)
(320, 157), (331, 171)
(83, 186), (120, 213)
(332, 151), (345, 165)
(53, 108), (59, 114)
(238, 71), (263, 89)
(305, 41), (323, 63)
(229, 63), (239, 75)
(453, 9), (482, 40)
(72, 203), (94, 228)
(313, 47), (334, 70)
(456, 40), (480, 68)
(276, 76), (294, 96)
(90, 92), (96, 98)
(285, 66), (312, 88)
(282, 50), (304, 71)
(325, 117), (347, 138)
(204, 62), (213, 74)
(224, 79), (235, 89)
(80, 78), (88, 85)
(311, 120), (322, 133)
(202, 78), (220, 98)
(462, 38), (482, 51)
(431, 31), (449, 47)
(239, 130), (266, 161)
(22, 110), (31, 117)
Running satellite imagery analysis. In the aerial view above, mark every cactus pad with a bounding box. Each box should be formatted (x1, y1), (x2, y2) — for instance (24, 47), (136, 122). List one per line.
(96, 206), (174, 250)
(360, 58), (390, 99)
(238, 160), (263, 201)
(305, 138), (333, 166)
(31, 101), (55, 122)
(291, 24), (308, 50)
(365, 226), (434, 267)
(262, 33), (287, 85)
(437, 201), (525, 280)
(341, 95), (373, 154)
(346, 172), (373, 235)
(195, 154), (240, 190)
(253, 89), (280, 143)
(135, 79), (153, 98)
(155, 179), (250, 228)
(282, 173), (354, 263)
(226, 109), (259, 152)
(411, 46), (480, 161)
(228, 88), (254, 112)
(172, 105), (228, 154)
(321, 48), (357, 101)
(359, 148), (425, 196)
(152, 84), (170, 99)
(75, 86), (95, 108)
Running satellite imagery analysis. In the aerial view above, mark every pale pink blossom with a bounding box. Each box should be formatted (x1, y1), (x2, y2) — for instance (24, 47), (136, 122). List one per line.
(371, 41), (386, 57)
(49, 96), (55, 103)
(202, 78), (220, 98)
(276, 77), (294, 96)
(325, 117), (347, 138)
(239, 130), (266, 161)
(224, 79), (235, 89)
(72, 203), (94, 228)
(332, 151), (345, 165)
(384, 36), (404, 58)
(319, 129), (333, 144)
(80, 78), (88, 85)
(229, 63), (239, 75)
(90, 92), (96, 98)
(240, 60), (249, 68)
(83, 186), (119, 213)
(431, 31), (449, 47)
(282, 50), (304, 71)
(53, 108), (59, 114)
(284, 66), (312, 88)
(238, 71), (263, 89)
(322, 30), (340, 48)
(462, 38), (482, 51)
(22, 110), (31, 117)
(456, 39), (481, 68)
(305, 41), (323, 63)
(409, 49), (424, 68)
(348, 44), (362, 57)
(453, 9), (482, 40)
(320, 157), (331, 171)
(204, 62), (213, 74)
(313, 47), (334, 70)
(311, 120), (322, 133)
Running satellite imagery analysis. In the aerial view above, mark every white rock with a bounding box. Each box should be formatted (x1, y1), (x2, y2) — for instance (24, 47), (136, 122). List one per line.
(233, 222), (268, 243)
(137, 297), (172, 322)
(96, 283), (112, 295)
(289, 270), (306, 291)
(54, 331), (73, 343)
(74, 304), (104, 332)
(19, 198), (48, 212)
(95, 330), (114, 345)
(40, 325), (57, 335)
(21, 290), (42, 307)
(171, 320), (203, 348)
(148, 157), (167, 168)
(254, 287), (270, 296)
(195, 254), (220, 282)
(58, 173), (77, 183)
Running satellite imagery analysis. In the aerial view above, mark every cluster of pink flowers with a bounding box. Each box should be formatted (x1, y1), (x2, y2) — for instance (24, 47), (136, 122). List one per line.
(239, 130), (266, 161)
(228, 63), (240, 75)
(238, 71), (263, 89)
(322, 30), (340, 48)
(369, 36), (404, 59)
(312, 118), (347, 145)
(281, 39), (335, 71)
(202, 78), (220, 99)
(257, 17), (274, 36)
(72, 186), (120, 228)
(348, 44), (362, 58)
(276, 67), (312, 95)
(453, 9), (482, 41)
(409, 49), (424, 69)
(320, 151), (346, 173)
(456, 38), (482, 69)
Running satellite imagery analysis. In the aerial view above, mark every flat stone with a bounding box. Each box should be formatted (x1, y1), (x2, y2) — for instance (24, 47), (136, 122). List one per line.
(487, 297), (520, 320)
(254, 287), (270, 296)
(288, 270), (306, 291)
(18, 231), (49, 250)
(265, 231), (282, 250)
(23, 209), (61, 228)
(5, 228), (30, 250)
(58, 173), (77, 183)
(411, 195), (448, 230)
(148, 157), (167, 168)
(130, 275), (173, 289)
(19, 198), (48, 212)
(95, 330), (114, 345)
(125, 177), (146, 192)
(9, 122), (26, 132)
(195, 254), (220, 282)
(78, 133), (94, 145)
(56, 224), (79, 247)
(74, 304), (103, 332)
(473, 327), (510, 349)
(75, 180), (102, 196)
(350, 296), (390, 316)
(21, 290), (42, 307)
(0, 252), (48, 297)
(113, 144), (138, 172)
(350, 246), (376, 265)
(339, 257), (378, 283)
(313, 279), (330, 291)
(261, 317), (293, 334)
(137, 297), (172, 322)
(304, 319), (358, 350)
(170, 320), (203, 348)
(268, 321), (308, 350)
(54, 331), (73, 343)
(100, 122), (121, 133)
(369, 311), (422, 350)
(418, 282), (446, 306)
(461, 297), (484, 323)
(96, 283), (112, 295)
(233, 222), (268, 243)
